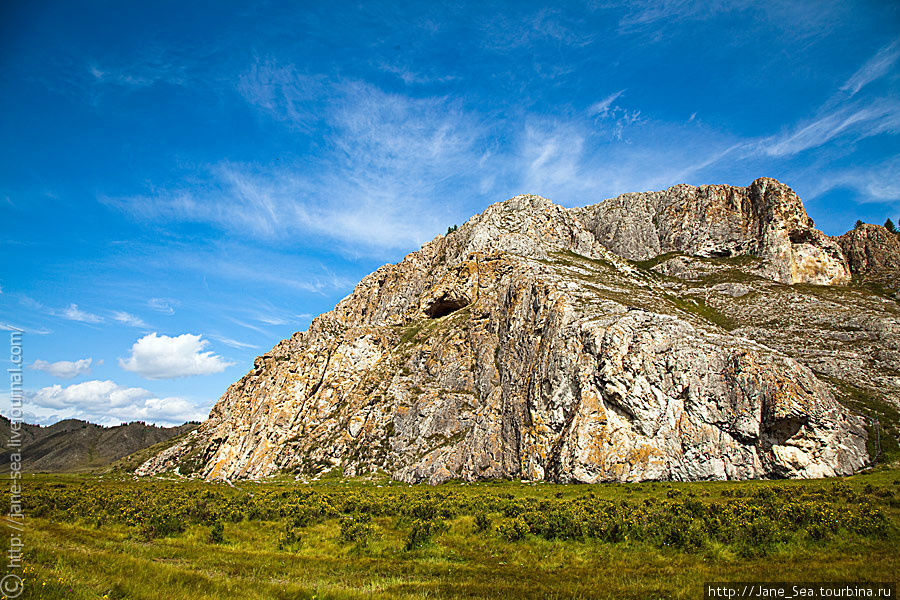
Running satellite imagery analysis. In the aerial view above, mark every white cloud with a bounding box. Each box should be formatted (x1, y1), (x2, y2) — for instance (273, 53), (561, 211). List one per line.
(60, 303), (103, 323)
(119, 332), (234, 379)
(9, 380), (207, 426)
(30, 358), (95, 379)
(841, 40), (900, 97)
(32, 379), (146, 409)
(111, 311), (150, 328)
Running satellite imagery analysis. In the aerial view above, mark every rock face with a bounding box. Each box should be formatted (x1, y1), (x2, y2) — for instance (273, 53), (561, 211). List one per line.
(139, 178), (898, 483)
(576, 177), (850, 285)
(837, 223), (900, 299)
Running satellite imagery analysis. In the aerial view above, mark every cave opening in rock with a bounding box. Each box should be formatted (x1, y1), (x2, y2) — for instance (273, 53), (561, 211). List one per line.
(425, 299), (468, 318)
(709, 248), (734, 258)
(789, 229), (816, 244)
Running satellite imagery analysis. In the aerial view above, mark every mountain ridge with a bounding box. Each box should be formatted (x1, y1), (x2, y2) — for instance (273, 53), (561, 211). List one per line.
(0, 415), (198, 473)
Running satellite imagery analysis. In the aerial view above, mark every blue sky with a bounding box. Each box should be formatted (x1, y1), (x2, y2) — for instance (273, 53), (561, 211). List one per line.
(1, 1), (898, 426)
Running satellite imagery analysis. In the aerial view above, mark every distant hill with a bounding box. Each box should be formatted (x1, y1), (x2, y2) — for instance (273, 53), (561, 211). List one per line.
(0, 415), (198, 473)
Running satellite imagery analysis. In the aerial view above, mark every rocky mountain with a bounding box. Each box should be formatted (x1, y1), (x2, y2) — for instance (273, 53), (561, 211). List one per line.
(139, 177), (900, 484)
(0, 416), (197, 473)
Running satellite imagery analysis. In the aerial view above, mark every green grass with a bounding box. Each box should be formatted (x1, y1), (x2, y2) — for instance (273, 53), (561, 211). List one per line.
(4, 469), (899, 599)
(664, 293), (738, 330)
(399, 321), (427, 345)
(630, 251), (685, 271)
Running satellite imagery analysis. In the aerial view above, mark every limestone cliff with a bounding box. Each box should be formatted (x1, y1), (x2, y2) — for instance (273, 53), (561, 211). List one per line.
(139, 178), (899, 483)
(837, 223), (900, 299)
(576, 177), (850, 285)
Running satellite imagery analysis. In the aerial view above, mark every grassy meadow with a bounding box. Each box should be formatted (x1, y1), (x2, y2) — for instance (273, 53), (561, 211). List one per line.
(3, 468), (899, 600)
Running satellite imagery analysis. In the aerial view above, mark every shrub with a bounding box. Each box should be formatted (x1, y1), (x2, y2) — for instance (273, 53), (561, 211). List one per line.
(139, 511), (185, 540)
(208, 521), (224, 544)
(474, 511), (492, 533)
(497, 516), (530, 542)
(656, 515), (706, 550)
(340, 513), (374, 547)
(736, 515), (785, 557)
(288, 506), (326, 528)
(405, 518), (447, 550)
(278, 520), (303, 551)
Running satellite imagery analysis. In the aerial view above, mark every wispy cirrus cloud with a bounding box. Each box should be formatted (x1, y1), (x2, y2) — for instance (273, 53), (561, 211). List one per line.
(209, 335), (260, 350)
(480, 8), (595, 51)
(19, 297), (154, 329)
(613, 0), (752, 33)
(254, 315), (288, 326)
(60, 303), (103, 323)
(111, 311), (150, 328)
(759, 99), (900, 157)
(754, 40), (900, 159)
(588, 90), (625, 118)
(841, 40), (900, 97)
(378, 62), (458, 86)
(237, 60), (324, 129)
(105, 37), (900, 252)
(0, 322), (51, 335)
(86, 43), (191, 91)
(106, 79), (492, 252)
(612, 0), (849, 40)
(807, 157), (900, 205)
(21, 297), (105, 324)
(228, 318), (274, 337)
(147, 298), (178, 314)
